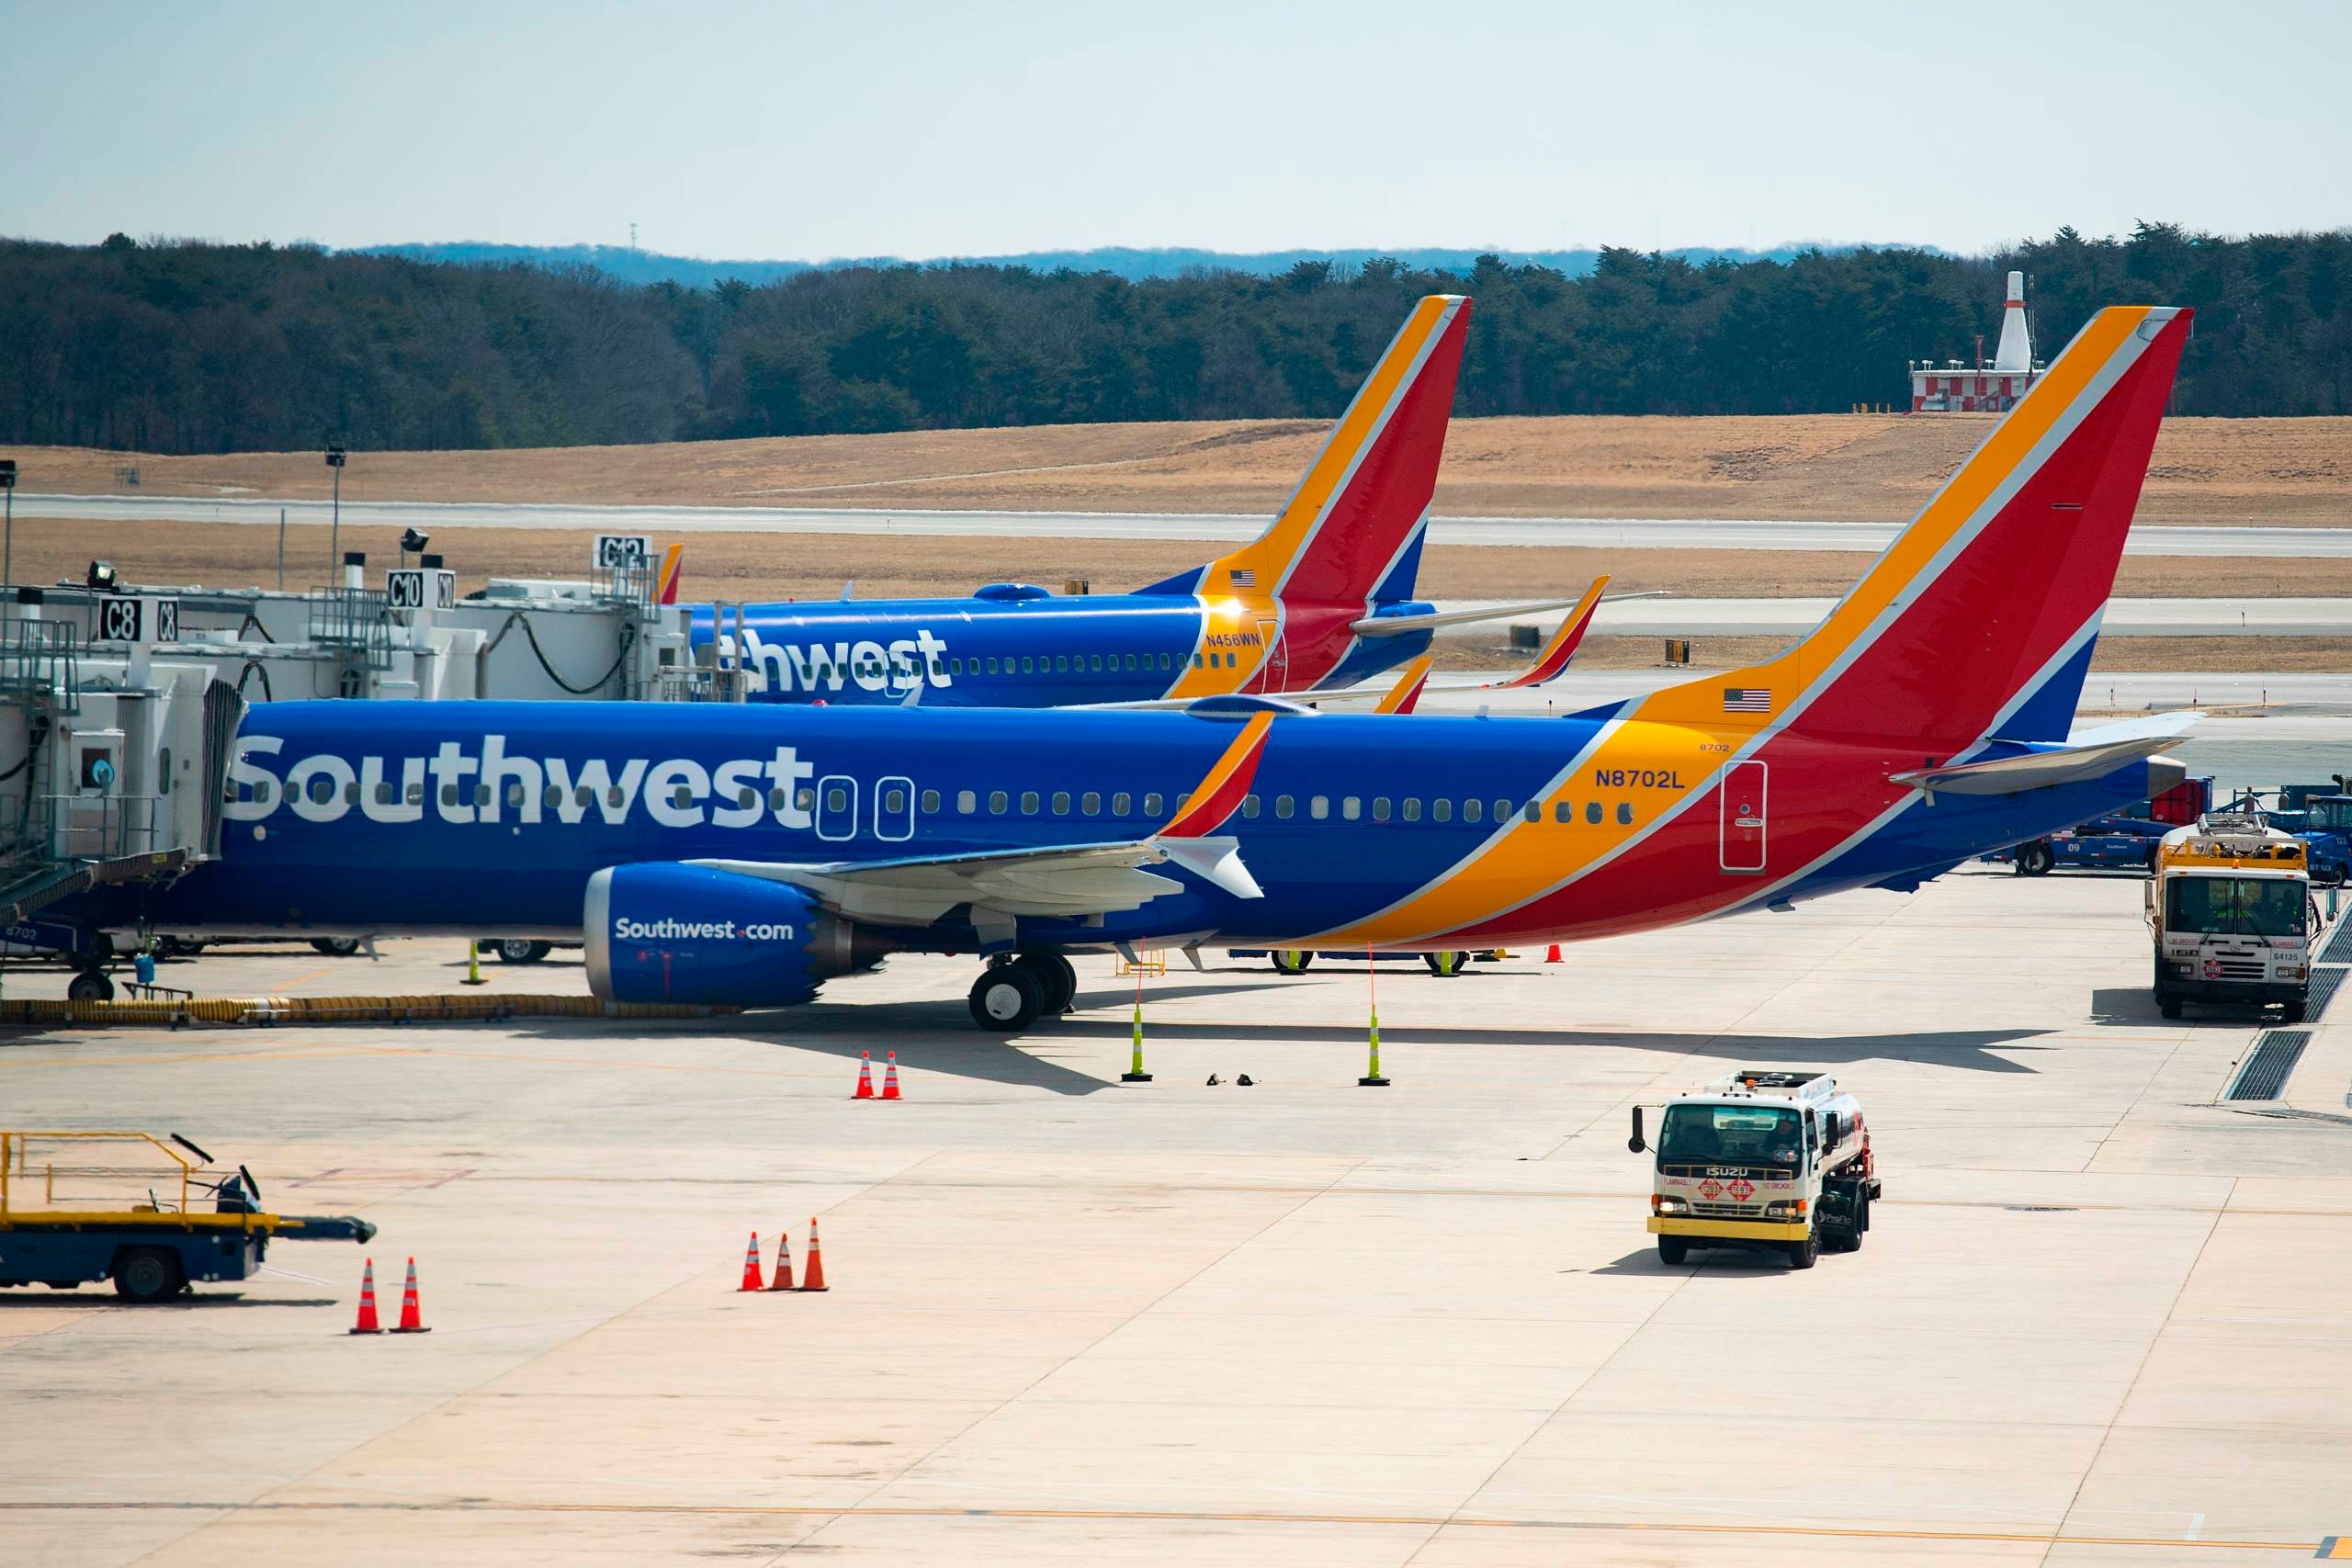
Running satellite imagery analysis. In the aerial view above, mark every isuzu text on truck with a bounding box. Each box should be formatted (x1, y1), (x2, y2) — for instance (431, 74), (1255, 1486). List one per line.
(1628, 1070), (1880, 1269)
(2147, 812), (2317, 1021)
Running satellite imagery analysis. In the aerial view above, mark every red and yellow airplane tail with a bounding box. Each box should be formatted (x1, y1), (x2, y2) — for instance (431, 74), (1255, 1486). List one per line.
(1138, 293), (1470, 609)
(1642, 306), (2192, 751)
(1489, 574), (1609, 690)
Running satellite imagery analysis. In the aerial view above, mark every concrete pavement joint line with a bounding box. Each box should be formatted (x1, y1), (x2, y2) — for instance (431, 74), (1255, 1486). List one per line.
(2041, 1175), (2237, 1567)
(775, 1152), (1370, 1565)
(5, 1499), (2319, 1551)
(1400, 1214), (1705, 1566)
(113, 1154), (936, 1568)
(2080, 1028), (2207, 1175)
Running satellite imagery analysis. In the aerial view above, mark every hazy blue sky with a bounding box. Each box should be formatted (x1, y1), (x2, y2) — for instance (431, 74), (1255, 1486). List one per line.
(5, 0), (2345, 260)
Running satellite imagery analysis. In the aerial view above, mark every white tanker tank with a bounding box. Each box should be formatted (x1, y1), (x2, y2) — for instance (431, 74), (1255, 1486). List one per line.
(1628, 1068), (1881, 1269)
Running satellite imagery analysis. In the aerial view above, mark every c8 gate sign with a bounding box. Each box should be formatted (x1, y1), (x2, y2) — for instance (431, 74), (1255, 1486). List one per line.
(94, 597), (178, 643)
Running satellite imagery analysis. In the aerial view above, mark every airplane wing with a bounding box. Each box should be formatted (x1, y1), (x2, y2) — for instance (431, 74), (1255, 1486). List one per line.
(1347, 581), (1661, 637)
(1295, 576), (1616, 709)
(688, 712), (1276, 927)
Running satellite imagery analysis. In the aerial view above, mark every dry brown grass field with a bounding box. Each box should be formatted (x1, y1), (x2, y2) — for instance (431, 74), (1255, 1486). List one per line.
(14, 412), (2350, 523)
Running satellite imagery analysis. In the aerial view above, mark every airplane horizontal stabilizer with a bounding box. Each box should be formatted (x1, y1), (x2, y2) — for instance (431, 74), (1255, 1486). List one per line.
(1889, 714), (2199, 798)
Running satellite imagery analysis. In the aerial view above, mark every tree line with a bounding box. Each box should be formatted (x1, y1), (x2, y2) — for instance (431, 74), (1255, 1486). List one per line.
(4, 223), (2346, 455)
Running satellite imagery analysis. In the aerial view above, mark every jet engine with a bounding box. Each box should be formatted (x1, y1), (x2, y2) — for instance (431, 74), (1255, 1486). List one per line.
(584, 863), (890, 1007)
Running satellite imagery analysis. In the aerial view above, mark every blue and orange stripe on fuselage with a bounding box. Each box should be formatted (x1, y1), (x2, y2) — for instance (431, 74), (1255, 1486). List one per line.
(62, 700), (2163, 956)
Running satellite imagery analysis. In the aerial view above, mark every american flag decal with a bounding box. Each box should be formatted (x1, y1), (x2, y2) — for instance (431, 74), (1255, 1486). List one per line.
(1229, 569), (1255, 588)
(1722, 687), (1770, 713)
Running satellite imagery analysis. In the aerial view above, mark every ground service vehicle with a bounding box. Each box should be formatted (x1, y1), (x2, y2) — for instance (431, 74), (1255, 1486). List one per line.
(2289, 795), (2352, 886)
(1992, 814), (2169, 875)
(1629, 1071), (1880, 1269)
(2148, 814), (2317, 1020)
(0, 1131), (375, 1302)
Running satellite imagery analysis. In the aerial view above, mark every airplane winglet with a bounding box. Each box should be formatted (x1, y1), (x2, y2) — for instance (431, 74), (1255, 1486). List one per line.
(1490, 574), (1609, 689)
(1376, 656), (1433, 715)
(1158, 711), (1274, 839)
(1158, 837), (1264, 899)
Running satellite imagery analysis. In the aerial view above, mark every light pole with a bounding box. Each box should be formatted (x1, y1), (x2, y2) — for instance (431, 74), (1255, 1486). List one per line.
(324, 441), (347, 585)
(0, 459), (16, 587)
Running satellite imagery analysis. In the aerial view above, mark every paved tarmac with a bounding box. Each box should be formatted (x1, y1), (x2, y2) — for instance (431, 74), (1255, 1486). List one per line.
(20, 493), (2352, 556)
(3, 870), (2348, 1564)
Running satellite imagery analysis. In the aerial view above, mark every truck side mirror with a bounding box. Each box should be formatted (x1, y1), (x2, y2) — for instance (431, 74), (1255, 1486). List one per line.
(1627, 1106), (1646, 1154)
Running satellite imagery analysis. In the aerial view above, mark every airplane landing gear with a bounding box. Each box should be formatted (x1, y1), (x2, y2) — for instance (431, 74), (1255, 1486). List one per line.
(968, 963), (1045, 1032)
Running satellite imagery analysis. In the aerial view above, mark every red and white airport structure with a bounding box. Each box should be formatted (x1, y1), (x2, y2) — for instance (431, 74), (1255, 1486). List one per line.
(1910, 270), (2041, 412)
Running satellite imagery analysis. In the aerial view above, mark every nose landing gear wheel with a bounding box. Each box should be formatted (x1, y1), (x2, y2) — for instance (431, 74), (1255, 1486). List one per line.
(1423, 951), (1469, 976)
(1272, 949), (1314, 976)
(67, 970), (115, 1003)
(968, 964), (1046, 1032)
(495, 940), (552, 964)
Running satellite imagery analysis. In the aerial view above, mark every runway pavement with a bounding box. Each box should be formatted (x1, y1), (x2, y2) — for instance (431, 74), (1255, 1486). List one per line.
(22, 492), (2352, 555)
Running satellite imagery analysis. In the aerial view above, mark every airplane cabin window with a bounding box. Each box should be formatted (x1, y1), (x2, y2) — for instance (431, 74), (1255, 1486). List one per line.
(1022, 791), (1040, 814)
(1021, 657), (1034, 674)
(1372, 797), (1390, 822)
(1618, 802), (1634, 824)
(1051, 791), (1070, 815)
(883, 787), (906, 813)
(1523, 801), (1541, 823)
(672, 786), (694, 808)
(1143, 793), (1164, 816)
(956, 790), (976, 814)
(375, 783), (394, 805)
(1191, 654), (1204, 669)
(410, 783), (427, 805)
(986, 658), (1000, 674)
(441, 784), (458, 807)
(1555, 801), (1572, 823)
(1402, 798), (1421, 822)
(1175, 792), (1193, 813)
(1432, 798), (1451, 822)
(1112, 792), (1131, 815)
(1494, 798), (1512, 823)
(614, 786), (631, 808)
(767, 788), (786, 810)
(1342, 796), (1361, 820)
(736, 787), (756, 809)
(1275, 795), (1295, 819)
(989, 790), (1009, 814)
(1159, 653), (1172, 670)
(1240, 795), (1261, 819)
(1310, 795), (1329, 819)
(1124, 654), (1137, 671)
(826, 786), (849, 813)
(1081, 792), (1101, 815)
(1089, 655), (1102, 672)
(1464, 798), (1482, 823)
(1054, 656), (1069, 673)
(1586, 801), (1602, 824)
(474, 784), (492, 807)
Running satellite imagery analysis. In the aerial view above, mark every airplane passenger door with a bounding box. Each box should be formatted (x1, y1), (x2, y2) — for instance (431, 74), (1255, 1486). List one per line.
(874, 775), (914, 842)
(1256, 619), (1286, 691)
(1719, 760), (1768, 874)
(816, 774), (858, 842)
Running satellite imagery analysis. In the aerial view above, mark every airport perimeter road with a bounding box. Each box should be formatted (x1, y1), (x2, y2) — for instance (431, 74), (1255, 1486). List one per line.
(3, 874), (2348, 1564)
(21, 492), (2352, 555)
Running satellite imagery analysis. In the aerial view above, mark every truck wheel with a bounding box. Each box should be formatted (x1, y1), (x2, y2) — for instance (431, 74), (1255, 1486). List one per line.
(495, 940), (551, 964)
(311, 937), (361, 957)
(1845, 1189), (1870, 1249)
(1657, 1235), (1689, 1266)
(1785, 1230), (1818, 1270)
(2017, 842), (2054, 877)
(112, 1247), (186, 1303)
(2281, 999), (2307, 1024)
(2157, 991), (2183, 1020)
(1272, 950), (1313, 976)
(67, 970), (115, 1003)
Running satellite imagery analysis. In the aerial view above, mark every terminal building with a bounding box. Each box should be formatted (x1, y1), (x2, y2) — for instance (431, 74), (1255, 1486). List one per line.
(1909, 270), (2042, 412)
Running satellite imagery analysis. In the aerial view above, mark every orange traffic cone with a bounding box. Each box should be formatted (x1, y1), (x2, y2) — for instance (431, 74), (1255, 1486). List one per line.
(880, 1051), (901, 1100)
(1545, 943), (1563, 964)
(390, 1257), (430, 1333)
(767, 1230), (796, 1292)
(737, 1231), (763, 1292)
(797, 1216), (830, 1292)
(853, 1051), (875, 1100)
(348, 1258), (383, 1335)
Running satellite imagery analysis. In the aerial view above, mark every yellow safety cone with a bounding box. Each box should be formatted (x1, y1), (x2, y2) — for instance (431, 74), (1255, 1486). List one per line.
(460, 941), (486, 987)
(1359, 942), (1389, 1086)
(1121, 973), (1152, 1083)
